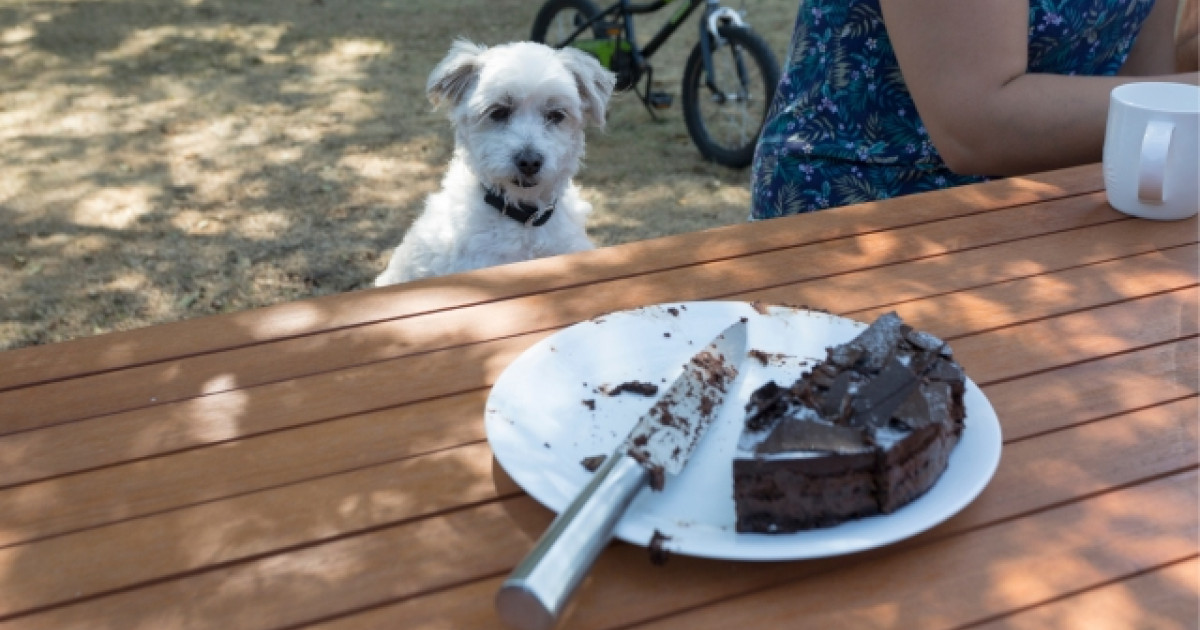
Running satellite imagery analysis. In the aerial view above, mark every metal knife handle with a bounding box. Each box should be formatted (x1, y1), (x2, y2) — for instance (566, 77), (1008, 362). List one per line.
(496, 451), (649, 630)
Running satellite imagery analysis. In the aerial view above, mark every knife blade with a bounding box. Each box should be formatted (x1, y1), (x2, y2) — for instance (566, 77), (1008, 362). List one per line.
(496, 319), (748, 630)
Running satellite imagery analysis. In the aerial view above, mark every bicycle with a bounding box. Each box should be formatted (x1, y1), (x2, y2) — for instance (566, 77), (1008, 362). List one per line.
(531, 0), (781, 168)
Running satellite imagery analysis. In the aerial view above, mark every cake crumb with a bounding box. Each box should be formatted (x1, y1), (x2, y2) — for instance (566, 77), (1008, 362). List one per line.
(647, 465), (665, 491)
(599, 381), (659, 397)
(628, 449), (667, 491)
(748, 349), (789, 366)
(649, 530), (672, 565)
(580, 454), (606, 472)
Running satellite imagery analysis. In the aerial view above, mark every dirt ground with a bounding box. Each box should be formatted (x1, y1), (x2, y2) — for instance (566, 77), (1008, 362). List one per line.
(0, 0), (797, 350)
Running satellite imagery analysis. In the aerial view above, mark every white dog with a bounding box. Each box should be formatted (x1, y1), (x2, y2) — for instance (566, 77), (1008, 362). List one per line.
(374, 40), (616, 286)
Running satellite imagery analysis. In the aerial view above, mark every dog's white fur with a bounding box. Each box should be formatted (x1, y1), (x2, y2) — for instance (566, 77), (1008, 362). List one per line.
(374, 40), (616, 286)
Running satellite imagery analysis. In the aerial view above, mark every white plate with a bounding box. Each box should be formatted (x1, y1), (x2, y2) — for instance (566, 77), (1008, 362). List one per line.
(485, 302), (1002, 561)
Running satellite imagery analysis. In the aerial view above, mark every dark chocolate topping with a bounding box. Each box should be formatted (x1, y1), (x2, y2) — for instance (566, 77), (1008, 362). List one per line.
(755, 415), (870, 454)
(745, 311), (965, 457)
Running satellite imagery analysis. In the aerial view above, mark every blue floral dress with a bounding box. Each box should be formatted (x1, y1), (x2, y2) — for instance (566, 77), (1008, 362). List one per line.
(750, 0), (1158, 218)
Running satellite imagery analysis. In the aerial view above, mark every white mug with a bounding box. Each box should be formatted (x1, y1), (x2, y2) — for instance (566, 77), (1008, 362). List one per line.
(1102, 82), (1200, 220)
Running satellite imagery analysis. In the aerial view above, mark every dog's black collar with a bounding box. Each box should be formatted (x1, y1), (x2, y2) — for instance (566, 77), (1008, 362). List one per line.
(483, 186), (555, 227)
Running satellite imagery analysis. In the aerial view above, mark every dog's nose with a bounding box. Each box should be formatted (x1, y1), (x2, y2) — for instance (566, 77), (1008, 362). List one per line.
(515, 148), (543, 177)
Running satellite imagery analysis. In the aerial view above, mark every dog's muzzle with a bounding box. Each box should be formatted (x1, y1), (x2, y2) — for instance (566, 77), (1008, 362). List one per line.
(513, 147), (543, 188)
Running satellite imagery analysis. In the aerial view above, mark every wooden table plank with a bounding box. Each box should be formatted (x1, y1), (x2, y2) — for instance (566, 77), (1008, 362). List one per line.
(0, 501), (535, 629)
(309, 557), (1200, 630)
(756, 242), (1197, 339)
(4, 237), (1193, 489)
(1, 281), (1193, 546)
(1, 190), (1145, 434)
(246, 471), (1200, 630)
(985, 338), (1196, 442)
(625, 471), (1197, 630)
(0, 442), (514, 619)
(3, 218), (1192, 492)
(2, 332), (1190, 611)
(968, 557), (1198, 630)
(1, 392), (1192, 624)
(947, 287), (1196, 384)
(0, 390), (504, 547)
(0, 166), (1105, 391)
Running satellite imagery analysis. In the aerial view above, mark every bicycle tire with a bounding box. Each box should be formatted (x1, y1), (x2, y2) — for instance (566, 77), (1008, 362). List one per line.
(681, 25), (780, 168)
(531, 0), (603, 46)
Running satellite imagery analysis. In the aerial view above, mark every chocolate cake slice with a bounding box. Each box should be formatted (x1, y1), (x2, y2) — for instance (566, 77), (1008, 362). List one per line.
(733, 312), (966, 533)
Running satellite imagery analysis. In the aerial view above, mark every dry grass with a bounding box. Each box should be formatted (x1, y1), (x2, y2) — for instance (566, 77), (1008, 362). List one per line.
(0, 0), (796, 349)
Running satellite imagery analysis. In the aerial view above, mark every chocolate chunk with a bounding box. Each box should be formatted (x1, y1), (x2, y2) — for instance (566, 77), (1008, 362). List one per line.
(818, 370), (854, 420)
(743, 381), (787, 431)
(748, 349), (788, 366)
(580, 454), (607, 472)
(628, 449), (667, 491)
(648, 529), (672, 565)
(849, 355), (920, 427)
(905, 328), (947, 353)
(600, 381), (659, 397)
(826, 343), (863, 368)
(648, 465), (665, 491)
(847, 311), (907, 371)
(755, 414), (870, 455)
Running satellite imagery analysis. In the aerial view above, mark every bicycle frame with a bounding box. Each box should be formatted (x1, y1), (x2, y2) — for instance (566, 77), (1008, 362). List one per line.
(557, 0), (713, 73)
(537, 0), (775, 166)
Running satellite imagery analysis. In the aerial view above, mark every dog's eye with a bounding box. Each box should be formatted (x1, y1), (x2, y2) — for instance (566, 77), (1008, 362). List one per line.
(488, 106), (512, 123)
(545, 110), (566, 125)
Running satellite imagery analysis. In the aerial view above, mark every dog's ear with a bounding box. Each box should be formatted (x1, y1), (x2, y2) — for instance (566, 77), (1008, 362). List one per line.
(427, 39), (487, 109)
(556, 47), (617, 128)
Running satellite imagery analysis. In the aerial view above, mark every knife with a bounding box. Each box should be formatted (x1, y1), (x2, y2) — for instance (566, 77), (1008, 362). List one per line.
(495, 319), (748, 630)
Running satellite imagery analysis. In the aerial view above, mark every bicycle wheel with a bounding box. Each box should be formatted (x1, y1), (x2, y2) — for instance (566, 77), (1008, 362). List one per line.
(531, 0), (603, 47)
(682, 25), (780, 168)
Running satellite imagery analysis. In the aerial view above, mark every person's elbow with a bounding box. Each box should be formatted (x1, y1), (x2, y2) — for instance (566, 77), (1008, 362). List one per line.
(926, 128), (999, 176)
(924, 114), (1049, 177)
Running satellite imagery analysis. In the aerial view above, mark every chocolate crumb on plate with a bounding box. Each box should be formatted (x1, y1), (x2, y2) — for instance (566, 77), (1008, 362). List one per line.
(747, 349), (790, 366)
(599, 381), (659, 396)
(580, 454), (607, 472)
(647, 465), (665, 491)
(629, 448), (667, 491)
(649, 529), (672, 565)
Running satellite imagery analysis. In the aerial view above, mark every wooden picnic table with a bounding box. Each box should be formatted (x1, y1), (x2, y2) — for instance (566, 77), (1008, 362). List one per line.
(0, 163), (1195, 629)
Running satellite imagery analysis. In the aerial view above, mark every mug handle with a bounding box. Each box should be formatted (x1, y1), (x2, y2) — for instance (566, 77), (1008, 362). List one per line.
(1138, 120), (1174, 202)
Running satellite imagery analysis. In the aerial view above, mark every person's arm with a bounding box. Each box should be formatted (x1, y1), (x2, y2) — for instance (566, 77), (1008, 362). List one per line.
(1123, 0), (1186, 74)
(880, 0), (1199, 177)
(1176, 0), (1199, 72)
